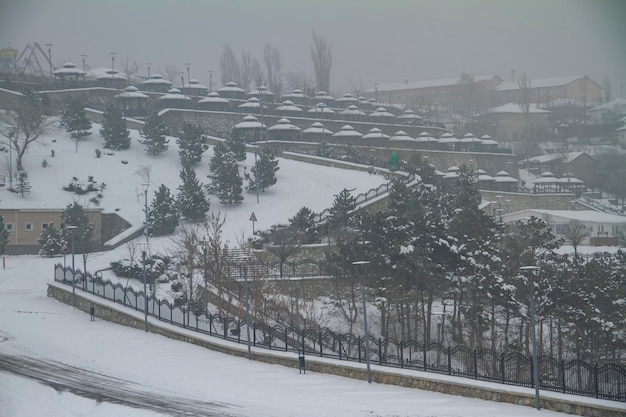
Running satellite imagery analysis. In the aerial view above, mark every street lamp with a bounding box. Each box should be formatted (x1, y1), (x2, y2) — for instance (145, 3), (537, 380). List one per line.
(146, 62), (152, 78)
(110, 52), (116, 83)
(6, 125), (14, 189)
(80, 54), (86, 72)
(141, 182), (150, 332)
(208, 70), (213, 92)
(45, 43), (52, 75)
(244, 266), (252, 360)
(520, 265), (541, 410)
(65, 225), (78, 308)
(185, 63), (191, 86)
(353, 260), (372, 383)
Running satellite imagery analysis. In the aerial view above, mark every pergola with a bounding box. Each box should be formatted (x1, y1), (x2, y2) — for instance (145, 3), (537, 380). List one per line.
(53, 62), (86, 89)
(301, 121), (333, 142)
(158, 88), (193, 109)
(141, 74), (172, 93)
(115, 86), (149, 118)
(332, 124), (362, 145)
(197, 92), (230, 111)
(233, 115), (267, 142)
(267, 118), (301, 142)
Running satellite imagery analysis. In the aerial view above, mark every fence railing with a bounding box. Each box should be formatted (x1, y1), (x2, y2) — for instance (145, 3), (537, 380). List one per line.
(54, 264), (626, 403)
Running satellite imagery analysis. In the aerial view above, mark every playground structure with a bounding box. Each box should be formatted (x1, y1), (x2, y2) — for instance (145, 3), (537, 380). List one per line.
(1, 42), (53, 76)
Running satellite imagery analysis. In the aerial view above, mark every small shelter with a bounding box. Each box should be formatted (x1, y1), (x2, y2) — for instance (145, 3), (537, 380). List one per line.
(52, 62), (86, 89)
(267, 118), (301, 142)
(558, 172), (585, 196)
(115, 86), (149, 118)
(413, 131), (439, 149)
(96, 68), (128, 89)
(238, 97), (265, 114)
(233, 115), (267, 142)
(369, 106), (395, 124)
(248, 85), (276, 103)
(340, 104), (367, 122)
(335, 93), (359, 108)
(397, 109), (423, 125)
(158, 88), (193, 109)
(313, 91), (335, 107)
(389, 130), (415, 148)
(181, 79), (208, 96)
(308, 102), (335, 119)
(281, 89), (307, 106)
(197, 92), (230, 111)
(459, 132), (481, 152)
(492, 170), (519, 192)
(479, 134), (498, 152)
(301, 121), (333, 142)
(274, 100), (303, 117)
(532, 171), (560, 193)
(217, 82), (247, 100)
(438, 132), (460, 151)
(141, 74), (172, 93)
(362, 127), (389, 146)
(332, 124), (362, 145)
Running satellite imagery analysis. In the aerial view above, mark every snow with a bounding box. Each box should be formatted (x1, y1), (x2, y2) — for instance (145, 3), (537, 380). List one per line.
(2, 255), (608, 417)
(486, 103), (551, 114)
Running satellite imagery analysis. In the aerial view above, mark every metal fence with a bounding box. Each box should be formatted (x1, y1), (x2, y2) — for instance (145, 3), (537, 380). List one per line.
(54, 264), (625, 403)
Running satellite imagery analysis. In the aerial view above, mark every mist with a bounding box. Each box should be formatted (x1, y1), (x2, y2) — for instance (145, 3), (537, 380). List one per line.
(1, 0), (624, 95)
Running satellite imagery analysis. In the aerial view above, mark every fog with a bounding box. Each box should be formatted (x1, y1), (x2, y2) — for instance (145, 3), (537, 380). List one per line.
(1, 0), (625, 96)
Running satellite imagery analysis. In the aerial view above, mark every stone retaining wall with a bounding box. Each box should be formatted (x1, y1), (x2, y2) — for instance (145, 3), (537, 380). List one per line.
(47, 283), (624, 417)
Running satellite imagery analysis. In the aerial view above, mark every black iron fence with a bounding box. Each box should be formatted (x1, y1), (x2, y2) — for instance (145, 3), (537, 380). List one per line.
(54, 264), (626, 402)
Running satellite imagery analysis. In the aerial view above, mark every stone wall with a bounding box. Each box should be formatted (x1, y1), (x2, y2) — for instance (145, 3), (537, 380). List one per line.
(46, 283), (624, 417)
(480, 190), (585, 213)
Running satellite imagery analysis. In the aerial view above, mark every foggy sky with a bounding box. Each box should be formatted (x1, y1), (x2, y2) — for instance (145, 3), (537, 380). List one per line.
(1, 0), (625, 97)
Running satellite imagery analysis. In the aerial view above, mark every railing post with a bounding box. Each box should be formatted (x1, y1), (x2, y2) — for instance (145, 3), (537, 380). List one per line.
(423, 344), (427, 371)
(339, 339), (342, 360)
(400, 342), (404, 368)
(284, 328), (288, 351)
(474, 349), (478, 379)
(358, 336), (362, 362)
(594, 363), (599, 398)
(501, 354), (505, 383)
(448, 346), (452, 375)
(530, 355), (534, 387)
(561, 359), (566, 394)
(209, 314), (213, 335)
(268, 328), (272, 349)
(319, 331), (323, 357)
(378, 338), (383, 365)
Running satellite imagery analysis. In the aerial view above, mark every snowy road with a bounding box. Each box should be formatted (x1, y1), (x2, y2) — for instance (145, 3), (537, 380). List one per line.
(0, 352), (242, 416)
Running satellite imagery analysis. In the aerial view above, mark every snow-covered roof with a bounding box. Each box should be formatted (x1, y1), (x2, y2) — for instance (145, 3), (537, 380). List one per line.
(142, 74), (172, 85)
(588, 98), (626, 112)
(336, 93), (358, 103)
(369, 107), (395, 118)
(53, 62), (86, 76)
(302, 122), (333, 135)
(115, 86), (148, 99)
(493, 171), (519, 183)
(389, 130), (414, 141)
(197, 92), (229, 103)
(368, 75), (497, 93)
(96, 69), (128, 80)
(332, 125), (362, 138)
(504, 209), (626, 224)
(267, 118), (300, 131)
(438, 132), (460, 143)
(521, 151), (592, 164)
(362, 127), (390, 139)
(275, 101), (303, 112)
(397, 109), (423, 119)
(486, 103), (550, 114)
(239, 97), (263, 108)
(495, 75), (587, 91)
(282, 89), (306, 98)
(159, 88), (191, 100)
(218, 82), (246, 93)
(314, 91), (335, 100)
(308, 103), (335, 114)
(233, 114), (266, 129)
(340, 105), (366, 115)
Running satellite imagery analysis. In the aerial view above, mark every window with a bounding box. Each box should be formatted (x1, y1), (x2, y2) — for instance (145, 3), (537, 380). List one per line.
(6, 223), (14, 232)
(25, 222), (33, 232)
(42, 222), (53, 230)
(555, 223), (566, 234)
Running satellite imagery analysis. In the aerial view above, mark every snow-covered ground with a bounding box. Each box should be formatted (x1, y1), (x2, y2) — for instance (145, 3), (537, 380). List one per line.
(4, 255), (622, 417)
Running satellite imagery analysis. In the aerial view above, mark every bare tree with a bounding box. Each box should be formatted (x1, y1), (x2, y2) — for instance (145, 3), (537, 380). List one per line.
(563, 219), (590, 256)
(284, 71), (315, 96)
(219, 44), (241, 87)
(263, 43), (282, 97)
(0, 88), (53, 173)
(310, 29), (332, 93)
(164, 64), (180, 83)
(602, 76), (612, 103)
(121, 56), (140, 78)
(264, 224), (301, 277)
(240, 50), (261, 92)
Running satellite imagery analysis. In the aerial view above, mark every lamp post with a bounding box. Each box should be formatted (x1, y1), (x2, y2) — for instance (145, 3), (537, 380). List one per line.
(45, 43), (53, 75)
(110, 52), (116, 84)
(65, 225), (78, 308)
(244, 266), (252, 360)
(353, 260), (372, 383)
(6, 125), (14, 189)
(208, 70), (213, 92)
(141, 182), (150, 332)
(520, 265), (541, 410)
(80, 54), (86, 72)
(146, 62), (152, 78)
(185, 63), (191, 86)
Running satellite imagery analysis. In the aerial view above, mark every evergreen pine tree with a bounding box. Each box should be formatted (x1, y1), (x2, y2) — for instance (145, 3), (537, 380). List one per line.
(60, 201), (95, 274)
(139, 112), (169, 155)
(61, 96), (92, 151)
(208, 144), (243, 205)
(177, 167), (210, 222)
(387, 151), (400, 171)
(289, 206), (319, 243)
(248, 148), (279, 192)
(316, 140), (333, 158)
(15, 170), (32, 197)
(100, 105), (130, 150)
(226, 130), (247, 162)
(0, 215), (10, 255)
(177, 123), (208, 167)
(148, 184), (179, 236)
(329, 188), (357, 228)
(38, 224), (66, 257)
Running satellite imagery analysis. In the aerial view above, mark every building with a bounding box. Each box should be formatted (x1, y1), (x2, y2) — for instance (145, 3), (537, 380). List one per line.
(519, 151), (597, 185)
(473, 103), (551, 143)
(492, 75), (602, 107)
(502, 209), (625, 246)
(0, 208), (103, 255)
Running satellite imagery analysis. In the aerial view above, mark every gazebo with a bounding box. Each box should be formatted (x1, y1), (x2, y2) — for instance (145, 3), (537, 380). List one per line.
(479, 134), (498, 152)
(558, 172), (585, 196)
(362, 127), (389, 146)
(197, 92), (230, 111)
(96, 69), (128, 89)
(474, 169), (496, 189)
(281, 89), (307, 106)
(389, 130), (415, 148)
(313, 91), (335, 107)
(301, 121), (333, 142)
(340, 104), (367, 122)
(181, 79), (209, 96)
(248, 85), (276, 103)
(532, 171), (559, 193)
(397, 109), (423, 125)
(274, 100), (303, 117)
(233, 115), (267, 142)
(115, 86), (149, 118)
(492, 170), (519, 192)
(141, 74), (172, 93)
(459, 133), (481, 152)
(52, 62), (86, 89)
(267, 118), (301, 142)
(335, 93), (359, 108)
(438, 133), (460, 151)
(308, 103), (335, 119)
(217, 82), (247, 100)
(332, 124), (362, 145)
(238, 97), (265, 114)
(442, 166), (461, 181)
(413, 131), (439, 149)
(158, 88), (193, 109)
(369, 107), (395, 124)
